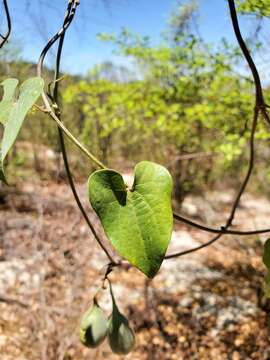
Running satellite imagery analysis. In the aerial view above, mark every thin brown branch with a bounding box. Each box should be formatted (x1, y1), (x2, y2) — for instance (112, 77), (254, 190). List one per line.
(36, 2), (106, 168)
(225, 108), (258, 227)
(0, 294), (29, 308)
(165, 233), (222, 259)
(228, 0), (270, 127)
(173, 210), (270, 236)
(228, 0), (264, 107)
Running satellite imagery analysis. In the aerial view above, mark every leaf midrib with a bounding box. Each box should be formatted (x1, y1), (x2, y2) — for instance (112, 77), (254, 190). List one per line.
(130, 188), (160, 263)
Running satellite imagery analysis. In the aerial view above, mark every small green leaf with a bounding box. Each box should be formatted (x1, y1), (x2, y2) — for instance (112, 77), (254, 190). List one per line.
(88, 161), (173, 278)
(0, 77), (44, 183)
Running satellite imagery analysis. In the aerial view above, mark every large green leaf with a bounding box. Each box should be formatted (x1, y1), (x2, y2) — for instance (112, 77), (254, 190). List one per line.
(88, 161), (173, 278)
(0, 77), (44, 183)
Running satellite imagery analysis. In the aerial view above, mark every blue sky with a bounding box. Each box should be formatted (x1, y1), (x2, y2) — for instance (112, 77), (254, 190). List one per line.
(1, 0), (268, 76)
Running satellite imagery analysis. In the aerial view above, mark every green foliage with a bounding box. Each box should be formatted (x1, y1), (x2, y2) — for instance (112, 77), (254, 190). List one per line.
(88, 161), (173, 278)
(237, 0), (270, 17)
(0, 77), (44, 183)
(63, 41), (252, 164)
(4, 2), (270, 198)
(64, 25), (263, 200)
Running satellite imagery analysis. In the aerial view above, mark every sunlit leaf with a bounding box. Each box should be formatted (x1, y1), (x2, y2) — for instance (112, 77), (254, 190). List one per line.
(88, 161), (173, 278)
(0, 77), (44, 183)
(0, 78), (18, 125)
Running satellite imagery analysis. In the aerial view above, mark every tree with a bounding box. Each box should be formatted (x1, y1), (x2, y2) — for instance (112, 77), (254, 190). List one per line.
(238, 0), (270, 17)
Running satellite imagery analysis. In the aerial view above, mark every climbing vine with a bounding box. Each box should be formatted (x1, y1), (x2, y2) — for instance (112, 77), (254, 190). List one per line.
(1, 0), (270, 355)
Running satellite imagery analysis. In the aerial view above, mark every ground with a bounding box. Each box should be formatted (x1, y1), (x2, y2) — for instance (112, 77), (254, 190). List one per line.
(0, 179), (270, 360)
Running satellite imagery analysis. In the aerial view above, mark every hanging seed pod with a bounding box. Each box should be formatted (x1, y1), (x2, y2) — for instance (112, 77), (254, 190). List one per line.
(80, 298), (108, 348)
(107, 282), (135, 354)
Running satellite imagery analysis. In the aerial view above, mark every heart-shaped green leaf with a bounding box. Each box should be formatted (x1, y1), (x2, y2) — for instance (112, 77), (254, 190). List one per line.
(88, 161), (173, 278)
(0, 77), (44, 183)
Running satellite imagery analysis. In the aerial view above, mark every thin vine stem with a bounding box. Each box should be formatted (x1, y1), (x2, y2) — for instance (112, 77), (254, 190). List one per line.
(172, 211), (270, 236)
(44, 108), (106, 169)
(0, 0), (11, 49)
(36, 2), (106, 170)
(51, 1), (115, 263)
(227, 0), (265, 108)
(228, 0), (270, 126)
(228, 0), (270, 125)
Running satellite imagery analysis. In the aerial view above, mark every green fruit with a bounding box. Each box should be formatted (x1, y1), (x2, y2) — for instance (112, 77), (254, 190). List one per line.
(80, 300), (107, 348)
(107, 286), (135, 354)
